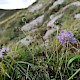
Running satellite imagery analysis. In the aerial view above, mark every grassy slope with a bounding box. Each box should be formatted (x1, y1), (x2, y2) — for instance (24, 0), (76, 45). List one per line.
(0, 0), (54, 45)
(0, 0), (80, 79)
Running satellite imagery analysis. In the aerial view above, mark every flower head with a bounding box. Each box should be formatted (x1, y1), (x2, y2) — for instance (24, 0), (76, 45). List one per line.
(57, 30), (76, 45)
(0, 46), (9, 61)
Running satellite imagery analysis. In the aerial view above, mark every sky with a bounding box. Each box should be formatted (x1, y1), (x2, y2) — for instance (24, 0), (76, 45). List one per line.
(0, 0), (36, 9)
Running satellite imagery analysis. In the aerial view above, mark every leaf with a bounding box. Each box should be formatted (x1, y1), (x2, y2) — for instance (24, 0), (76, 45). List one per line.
(5, 72), (11, 79)
(68, 55), (80, 67)
(16, 61), (34, 67)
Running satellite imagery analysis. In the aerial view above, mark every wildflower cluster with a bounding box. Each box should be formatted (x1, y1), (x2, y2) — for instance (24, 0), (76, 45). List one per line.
(0, 46), (9, 60)
(57, 30), (76, 45)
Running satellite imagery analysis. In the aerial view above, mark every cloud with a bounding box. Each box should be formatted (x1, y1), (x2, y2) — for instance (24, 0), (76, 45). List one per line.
(0, 0), (36, 9)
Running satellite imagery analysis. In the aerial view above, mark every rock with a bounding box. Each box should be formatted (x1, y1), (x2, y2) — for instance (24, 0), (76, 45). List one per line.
(43, 28), (56, 40)
(47, 14), (63, 27)
(49, 0), (64, 10)
(19, 36), (33, 45)
(28, 4), (43, 12)
(74, 14), (80, 19)
(44, 39), (49, 47)
(30, 28), (38, 33)
(0, 53), (3, 60)
(71, 1), (80, 6)
(62, 1), (80, 11)
(21, 15), (44, 31)
(50, 15), (54, 20)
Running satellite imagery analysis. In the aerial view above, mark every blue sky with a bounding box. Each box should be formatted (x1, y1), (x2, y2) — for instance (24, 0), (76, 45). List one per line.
(0, 0), (36, 9)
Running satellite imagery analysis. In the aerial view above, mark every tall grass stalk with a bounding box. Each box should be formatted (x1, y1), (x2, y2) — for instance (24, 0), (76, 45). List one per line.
(56, 27), (59, 62)
(68, 68), (80, 80)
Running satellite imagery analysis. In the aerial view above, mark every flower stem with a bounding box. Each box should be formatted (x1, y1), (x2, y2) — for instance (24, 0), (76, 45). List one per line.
(68, 68), (80, 80)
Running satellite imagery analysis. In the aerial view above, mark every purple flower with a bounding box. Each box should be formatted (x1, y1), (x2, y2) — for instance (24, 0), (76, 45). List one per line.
(57, 30), (76, 45)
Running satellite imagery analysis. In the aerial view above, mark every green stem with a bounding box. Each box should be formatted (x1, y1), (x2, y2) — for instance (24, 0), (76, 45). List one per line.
(56, 27), (59, 62)
(68, 68), (80, 80)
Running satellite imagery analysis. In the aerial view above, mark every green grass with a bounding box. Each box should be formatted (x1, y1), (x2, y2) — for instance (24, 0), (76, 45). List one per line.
(0, 29), (79, 80)
(0, 10), (19, 22)
(0, 0), (80, 80)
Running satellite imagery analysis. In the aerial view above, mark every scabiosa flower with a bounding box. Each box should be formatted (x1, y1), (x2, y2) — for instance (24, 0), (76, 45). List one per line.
(0, 46), (9, 61)
(57, 30), (76, 45)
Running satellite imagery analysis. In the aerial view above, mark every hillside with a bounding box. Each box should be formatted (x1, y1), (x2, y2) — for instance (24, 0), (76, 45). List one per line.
(0, 0), (80, 80)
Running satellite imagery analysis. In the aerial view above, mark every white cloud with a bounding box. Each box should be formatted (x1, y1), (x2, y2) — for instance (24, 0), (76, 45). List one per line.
(0, 0), (36, 9)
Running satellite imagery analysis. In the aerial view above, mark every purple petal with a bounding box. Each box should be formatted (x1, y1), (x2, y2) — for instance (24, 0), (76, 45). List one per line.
(57, 30), (76, 45)
(69, 38), (76, 43)
(67, 31), (74, 37)
(59, 30), (66, 35)
(57, 36), (61, 40)
(60, 30), (66, 33)
(61, 40), (66, 45)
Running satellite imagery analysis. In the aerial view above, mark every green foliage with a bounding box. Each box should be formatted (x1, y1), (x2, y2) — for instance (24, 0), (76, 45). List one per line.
(16, 45), (33, 62)
(0, 0), (80, 80)
(0, 32), (79, 80)
(0, 10), (18, 22)
(68, 55), (80, 67)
